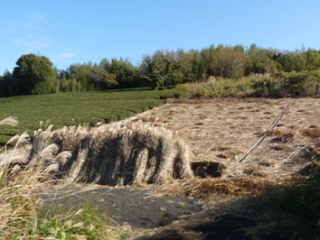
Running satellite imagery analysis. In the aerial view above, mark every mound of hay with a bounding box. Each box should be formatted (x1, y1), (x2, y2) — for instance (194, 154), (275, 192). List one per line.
(23, 120), (194, 186)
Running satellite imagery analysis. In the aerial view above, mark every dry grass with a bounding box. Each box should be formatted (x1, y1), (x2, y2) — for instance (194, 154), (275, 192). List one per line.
(259, 159), (277, 167)
(0, 171), (45, 238)
(0, 120), (195, 186)
(0, 171), (115, 239)
(157, 177), (278, 199)
(273, 144), (290, 151)
(0, 117), (18, 127)
(140, 98), (320, 186)
(0, 118), (116, 239)
(300, 128), (320, 138)
(217, 149), (242, 159)
(243, 167), (267, 177)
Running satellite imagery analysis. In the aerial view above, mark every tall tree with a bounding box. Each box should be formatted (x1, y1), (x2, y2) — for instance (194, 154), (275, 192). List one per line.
(12, 54), (57, 95)
(142, 50), (184, 89)
(277, 52), (306, 72)
(188, 50), (207, 81)
(0, 70), (12, 97)
(246, 44), (282, 74)
(86, 67), (118, 90)
(209, 48), (250, 78)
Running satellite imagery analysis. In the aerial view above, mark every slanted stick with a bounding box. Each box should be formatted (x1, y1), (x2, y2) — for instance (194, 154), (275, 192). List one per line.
(239, 103), (290, 163)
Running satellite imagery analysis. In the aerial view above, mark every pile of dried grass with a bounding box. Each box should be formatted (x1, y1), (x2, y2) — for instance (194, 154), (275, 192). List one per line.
(6, 120), (194, 186)
(158, 177), (279, 198)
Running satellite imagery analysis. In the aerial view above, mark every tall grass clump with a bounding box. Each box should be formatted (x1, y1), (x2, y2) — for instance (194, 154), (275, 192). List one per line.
(0, 172), (109, 239)
(0, 118), (111, 239)
(24, 120), (194, 186)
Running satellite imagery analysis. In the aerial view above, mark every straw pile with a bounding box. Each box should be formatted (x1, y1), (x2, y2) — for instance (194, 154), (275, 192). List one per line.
(157, 177), (279, 198)
(18, 120), (194, 186)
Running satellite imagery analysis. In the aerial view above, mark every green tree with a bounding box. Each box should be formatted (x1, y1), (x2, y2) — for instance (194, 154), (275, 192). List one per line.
(68, 63), (92, 91)
(107, 58), (143, 88)
(142, 50), (184, 89)
(188, 49), (207, 81)
(246, 44), (282, 74)
(86, 67), (118, 90)
(201, 44), (216, 76)
(276, 52), (306, 72)
(302, 49), (320, 70)
(209, 47), (250, 78)
(0, 70), (12, 97)
(99, 58), (111, 71)
(12, 54), (57, 95)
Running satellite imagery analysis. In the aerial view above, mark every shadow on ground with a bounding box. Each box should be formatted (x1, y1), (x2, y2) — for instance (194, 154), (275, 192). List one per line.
(135, 214), (290, 240)
(41, 187), (202, 229)
(41, 186), (291, 239)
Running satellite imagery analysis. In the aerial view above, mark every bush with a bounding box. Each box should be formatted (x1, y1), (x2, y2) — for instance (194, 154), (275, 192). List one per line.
(177, 71), (320, 99)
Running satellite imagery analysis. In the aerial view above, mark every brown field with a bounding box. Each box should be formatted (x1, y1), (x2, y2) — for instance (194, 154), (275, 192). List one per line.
(134, 97), (320, 184)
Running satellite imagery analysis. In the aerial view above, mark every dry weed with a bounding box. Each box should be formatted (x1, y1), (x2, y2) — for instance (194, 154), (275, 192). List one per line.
(259, 159), (276, 167)
(0, 121), (195, 186)
(300, 128), (320, 138)
(243, 167), (267, 177)
(217, 149), (242, 159)
(158, 177), (278, 198)
(273, 144), (290, 151)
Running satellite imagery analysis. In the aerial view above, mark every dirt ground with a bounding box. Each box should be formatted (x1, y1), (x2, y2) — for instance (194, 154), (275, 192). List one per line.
(41, 185), (202, 229)
(40, 97), (320, 239)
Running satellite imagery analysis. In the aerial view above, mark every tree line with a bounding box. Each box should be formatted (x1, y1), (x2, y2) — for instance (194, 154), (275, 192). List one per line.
(1, 43), (320, 97)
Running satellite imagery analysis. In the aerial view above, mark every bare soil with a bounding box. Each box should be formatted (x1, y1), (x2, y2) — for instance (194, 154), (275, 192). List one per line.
(41, 185), (202, 229)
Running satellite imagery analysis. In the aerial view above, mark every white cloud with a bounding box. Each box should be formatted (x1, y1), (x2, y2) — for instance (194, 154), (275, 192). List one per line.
(12, 35), (53, 51)
(58, 53), (76, 59)
(28, 14), (45, 21)
(2, 14), (45, 33)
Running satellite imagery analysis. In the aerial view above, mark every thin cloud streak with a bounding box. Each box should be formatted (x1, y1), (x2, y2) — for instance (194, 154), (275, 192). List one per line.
(2, 14), (46, 33)
(58, 53), (76, 58)
(12, 35), (53, 51)
(28, 14), (45, 21)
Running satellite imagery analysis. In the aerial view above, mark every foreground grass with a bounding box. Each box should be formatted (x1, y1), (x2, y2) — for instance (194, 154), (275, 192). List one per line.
(0, 171), (124, 239)
(0, 87), (179, 145)
(0, 117), (130, 239)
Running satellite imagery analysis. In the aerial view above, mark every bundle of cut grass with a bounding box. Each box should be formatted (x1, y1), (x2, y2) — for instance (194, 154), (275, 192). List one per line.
(23, 120), (194, 186)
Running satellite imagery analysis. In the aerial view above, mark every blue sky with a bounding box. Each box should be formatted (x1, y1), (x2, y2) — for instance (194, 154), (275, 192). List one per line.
(1, 0), (319, 74)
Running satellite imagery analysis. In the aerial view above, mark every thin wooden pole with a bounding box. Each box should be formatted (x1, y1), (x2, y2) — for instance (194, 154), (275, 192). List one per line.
(239, 103), (290, 163)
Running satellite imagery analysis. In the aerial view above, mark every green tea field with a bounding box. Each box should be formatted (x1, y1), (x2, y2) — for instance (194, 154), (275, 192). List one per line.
(0, 88), (179, 145)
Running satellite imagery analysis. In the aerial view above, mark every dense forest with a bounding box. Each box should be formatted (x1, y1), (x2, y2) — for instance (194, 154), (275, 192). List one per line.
(1, 43), (320, 97)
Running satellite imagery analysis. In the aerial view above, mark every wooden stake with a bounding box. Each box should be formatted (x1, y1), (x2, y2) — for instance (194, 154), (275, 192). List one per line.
(239, 103), (290, 163)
